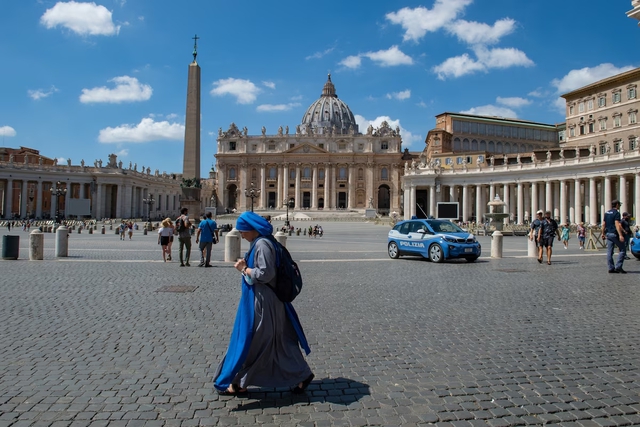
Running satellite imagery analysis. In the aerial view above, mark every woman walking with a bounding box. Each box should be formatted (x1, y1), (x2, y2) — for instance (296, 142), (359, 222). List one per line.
(576, 222), (586, 250)
(166, 219), (174, 261)
(158, 218), (173, 262)
(214, 211), (314, 396)
(560, 223), (570, 249)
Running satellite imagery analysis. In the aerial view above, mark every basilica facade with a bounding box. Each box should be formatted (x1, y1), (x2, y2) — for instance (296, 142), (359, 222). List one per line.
(214, 75), (405, 215)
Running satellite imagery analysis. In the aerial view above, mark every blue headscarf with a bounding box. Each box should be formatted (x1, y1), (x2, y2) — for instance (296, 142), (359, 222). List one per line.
(235, 211), (273, 236)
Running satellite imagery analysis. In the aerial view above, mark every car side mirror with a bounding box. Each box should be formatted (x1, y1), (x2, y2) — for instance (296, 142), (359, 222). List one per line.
(417, 229), (426, 234)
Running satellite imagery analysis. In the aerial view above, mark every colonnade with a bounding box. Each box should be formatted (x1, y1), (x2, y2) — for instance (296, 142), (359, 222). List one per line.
(404, 172), (640, 226)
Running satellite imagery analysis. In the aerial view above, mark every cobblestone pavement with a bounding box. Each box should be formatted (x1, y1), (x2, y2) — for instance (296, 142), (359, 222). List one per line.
(1, 222), (639, 426)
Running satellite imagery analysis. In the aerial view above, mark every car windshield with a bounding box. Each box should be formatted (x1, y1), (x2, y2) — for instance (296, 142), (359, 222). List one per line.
(427, 220), (464, 233)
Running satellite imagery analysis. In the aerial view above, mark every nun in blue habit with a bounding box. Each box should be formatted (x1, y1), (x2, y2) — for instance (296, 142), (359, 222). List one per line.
(213, 211), (314, 395)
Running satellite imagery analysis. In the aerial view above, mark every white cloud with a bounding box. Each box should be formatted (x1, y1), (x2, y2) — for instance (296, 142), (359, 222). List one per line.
(116, 149), (129, 156)
(98, 117), (184, 143)
(386, 90), (411, 100)
(417, 101), (428, 108)
(460, 105), (517, 118)
(165, 113), (178, 120)
(262, 81), (276, 89)
(341, 46), (413, 70)
(28, 86), (59, 100)
(496, 96), (531, 108)
(528, 89), (546, 98)
(433, 53), (485, 79)
(339, 55), (362, 69)
(56, 157), (66, 164)
(386, 0), (472, 42)
(433, 47), (533, 79)
(210, 78), (261, 104)
(80, 76), (152, 103)
(305, 48), (334, 60)
(290, 95), (303, 101)
(40, 1), (120, 36)
(551, 63), (636, 94)
(553, 97), (567, 115)
(446, 18), (516, 45)
(473, 46), (533, 69)
(355, 115), (422, 148)
(0, 126), (17, 137)
(256, 103), (301, 112)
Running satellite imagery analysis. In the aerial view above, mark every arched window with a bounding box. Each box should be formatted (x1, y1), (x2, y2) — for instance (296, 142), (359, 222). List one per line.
(471, 139), (478, 151)
(229, 167), (236, 180)
(480, 140), (486, 151)
(269, 167), (277, 179)
(488, 141), (494, 152)
(319, 169), (325, 179)
(339, 167), (347, 179)
(303, 167), (311, 179)
(462, 138), (470, 151)
(289, 169), (295, 180)
(496, 142), (503, 153)
(358, 168), (364, 180)
(453, 138), (461, 151)
(504, 143), (510, 154)
(381, 168), (388, 180)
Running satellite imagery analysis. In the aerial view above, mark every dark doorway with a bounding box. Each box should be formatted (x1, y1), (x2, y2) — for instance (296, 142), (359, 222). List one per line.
(338, 192), (347, 209)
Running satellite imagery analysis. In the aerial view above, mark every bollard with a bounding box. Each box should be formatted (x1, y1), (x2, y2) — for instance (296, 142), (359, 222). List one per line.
(143, 228), (148, 235)
(78, 227), (82, 234)
(491, 230), (503, 258)
(2, 235), (20, 260)
(101, 226), (105, 234)
(224, 228), (241, 262)
(110, 224), (113, 230)
(275, 230), (287, 248)
(29, 229), (44, 260)
(527, 236), (537, 257)
(88, 227), (93, 234)
(55, 225), (69, 257)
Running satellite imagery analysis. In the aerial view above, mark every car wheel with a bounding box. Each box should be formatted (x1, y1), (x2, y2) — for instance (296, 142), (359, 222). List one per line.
(428, 244), (444, 263)
(388, 241), (400, 259)
(633, 253), (640, 260)
(465, 256), (478, 262)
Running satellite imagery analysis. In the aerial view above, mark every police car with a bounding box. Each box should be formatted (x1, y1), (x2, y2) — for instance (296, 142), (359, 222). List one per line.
(631, 231), (640, 259)
(388, 218), (481, 263)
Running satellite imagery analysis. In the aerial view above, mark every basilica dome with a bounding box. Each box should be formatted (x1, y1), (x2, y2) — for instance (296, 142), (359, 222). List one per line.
(300, 74), (359, 135)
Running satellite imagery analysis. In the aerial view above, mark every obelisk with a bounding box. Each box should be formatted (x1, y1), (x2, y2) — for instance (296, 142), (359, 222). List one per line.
(181, 34), (202, 216)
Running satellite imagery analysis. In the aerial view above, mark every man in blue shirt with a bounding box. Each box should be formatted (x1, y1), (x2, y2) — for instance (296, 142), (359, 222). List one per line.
(196, 211), (218, 267)
(601, 200), (626, 274)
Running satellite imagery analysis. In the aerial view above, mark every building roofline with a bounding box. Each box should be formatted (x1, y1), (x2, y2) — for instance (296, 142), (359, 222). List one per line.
(438, 112), (558, 129)
(560, 67), (640, 99)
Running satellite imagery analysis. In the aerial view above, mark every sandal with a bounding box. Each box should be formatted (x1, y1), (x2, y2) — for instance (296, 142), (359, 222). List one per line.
(292, 373), (315, 394)
(218, 384), (248, 396)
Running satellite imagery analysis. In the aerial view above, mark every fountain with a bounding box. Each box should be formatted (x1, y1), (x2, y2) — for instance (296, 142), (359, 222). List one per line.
(485, 195), (509, 231)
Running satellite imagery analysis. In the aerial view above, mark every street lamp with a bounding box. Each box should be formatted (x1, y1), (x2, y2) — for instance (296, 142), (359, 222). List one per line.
(143, 195), (155, 221)
(28, 186), (34, 219)
(244, 182), (261, 212)
(284, 197), (295, 226)
(49, 181), (67, 223)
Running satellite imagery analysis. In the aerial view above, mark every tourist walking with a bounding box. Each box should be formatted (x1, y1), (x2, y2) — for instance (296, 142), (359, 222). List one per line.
(601, 200), (626, 274)
(529, 210), (544, 261)
(196, 212), (218, 267)
(576, 222), (586, 250)
(214, 211), (314, 396)
(166, 220), (174, 261)
(176, 208), (192, 267)
(119, 221), (126, 240)
(620, 211), (632, 261)
(538, 210), (560, 265)
(560, 223), (570, 249)
(127, 221), (133, 240)
(157, 218), (173, 262)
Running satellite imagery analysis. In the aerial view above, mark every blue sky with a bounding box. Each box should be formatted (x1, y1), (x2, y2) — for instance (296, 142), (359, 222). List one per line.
(1, 0), (639, 175)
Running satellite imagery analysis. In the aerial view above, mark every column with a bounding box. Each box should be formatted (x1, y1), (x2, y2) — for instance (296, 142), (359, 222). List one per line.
(64, 182), (71, 219)
(475, 185), (482, 224)
(20, 180), (28, 218)
(429, 185), (436, 218)
(347, 165), (355, 209)
(331, 165), (337, 209)
(568, 180), (575, 224)
(79, 182), (86, 199)
(503, 183), (510, 224)
(531, 182), (538, 218)
(311, 164), (318, 209)
(3, 179), (12, 219)
(115, 184), (122, 218)
(574, 179), (581, 224)
(49, 183), (56, 219)
(324, 164), (330, 210)
(462, 185), (469, 222)
(545, 180), (552, 213)
(295, 164), (301, 209)
(409, 184), (416, 218)
(449, 185), (456, 203)
(218, 165), (226, 210)
(553, 182), (560, 220)
(282, 164), (289, 206)
(517, 182), (524, 225)
(95, 183), (103, 219)
(635, 173), (640, 222)
(524, 183), (531, 223)
(604, 175), (611, 211)
(403, 182), (410, 219)
(124, 184), (133, 218)
(36, 180), (43, 218)
(260, 164), (266, 209)
(619, 175), (627, 210)
(489, 184), (495, 212)
(589, 177), (598, 226)
(559, 179), (567, 225)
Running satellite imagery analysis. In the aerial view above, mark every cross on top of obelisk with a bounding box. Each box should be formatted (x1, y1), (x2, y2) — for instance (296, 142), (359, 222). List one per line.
(192, 34), (199, 62)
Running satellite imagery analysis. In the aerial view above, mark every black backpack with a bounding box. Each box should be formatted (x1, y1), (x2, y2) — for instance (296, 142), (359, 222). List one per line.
(255, 236), (303, 302)
(176, 217), (186, 232)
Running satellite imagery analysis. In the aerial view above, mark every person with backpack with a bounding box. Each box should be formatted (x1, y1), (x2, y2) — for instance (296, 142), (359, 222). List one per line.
(196, 211), (218, 267)
(175, 207), (192, 267)
(214, 211), (313, 396)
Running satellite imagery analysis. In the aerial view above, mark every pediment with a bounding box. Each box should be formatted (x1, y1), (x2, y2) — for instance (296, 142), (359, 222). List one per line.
(285, 143), (329, 154)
